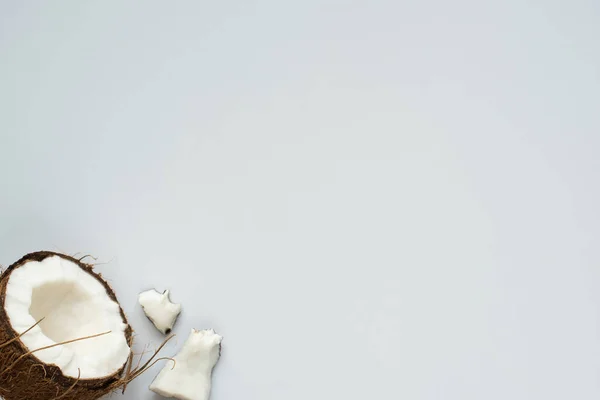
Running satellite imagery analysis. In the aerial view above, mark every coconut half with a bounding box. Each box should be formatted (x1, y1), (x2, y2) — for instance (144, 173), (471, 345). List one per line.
(0, 251), (133, 400)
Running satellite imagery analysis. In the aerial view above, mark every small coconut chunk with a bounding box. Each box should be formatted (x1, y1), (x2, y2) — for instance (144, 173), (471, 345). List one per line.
(138, 289), (182, 334)
(150, 329), (222, 400)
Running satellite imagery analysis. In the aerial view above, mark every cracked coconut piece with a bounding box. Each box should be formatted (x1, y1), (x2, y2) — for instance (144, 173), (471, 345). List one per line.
(138, 289), (182, 335)
(150, 329), (222, 400)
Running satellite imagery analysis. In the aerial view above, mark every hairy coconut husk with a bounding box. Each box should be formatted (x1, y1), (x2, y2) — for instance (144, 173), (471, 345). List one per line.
(0, 251), (139, 400)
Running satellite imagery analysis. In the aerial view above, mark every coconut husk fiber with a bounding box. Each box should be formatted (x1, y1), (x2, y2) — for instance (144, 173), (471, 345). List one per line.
(0, 251), (142, 400)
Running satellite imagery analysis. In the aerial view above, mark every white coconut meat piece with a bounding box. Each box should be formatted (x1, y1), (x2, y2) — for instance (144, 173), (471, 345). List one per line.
(3, 255), (131, 379)
(138, 289), (182, 334)
(150, 329), (222, 400)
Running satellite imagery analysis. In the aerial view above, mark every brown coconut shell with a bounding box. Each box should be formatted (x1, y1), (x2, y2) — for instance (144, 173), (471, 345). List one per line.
(0, 251), (134, 400)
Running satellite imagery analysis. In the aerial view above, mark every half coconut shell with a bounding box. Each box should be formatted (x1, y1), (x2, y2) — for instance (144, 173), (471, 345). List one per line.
(0, 251), (133, 400)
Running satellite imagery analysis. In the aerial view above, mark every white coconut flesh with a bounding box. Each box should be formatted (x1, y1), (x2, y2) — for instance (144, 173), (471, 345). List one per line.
(3, 256), (130, 379)
(150, 329), (222, 400)
(138, 289), (182, 334)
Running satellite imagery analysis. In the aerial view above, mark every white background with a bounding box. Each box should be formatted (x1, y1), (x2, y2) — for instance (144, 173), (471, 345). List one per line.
(1, 1), (599, 399)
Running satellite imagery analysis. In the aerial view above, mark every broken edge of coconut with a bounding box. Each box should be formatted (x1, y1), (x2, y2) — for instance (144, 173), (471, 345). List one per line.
(139, 288), (182, 335)
(150, 329), (222, 400)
